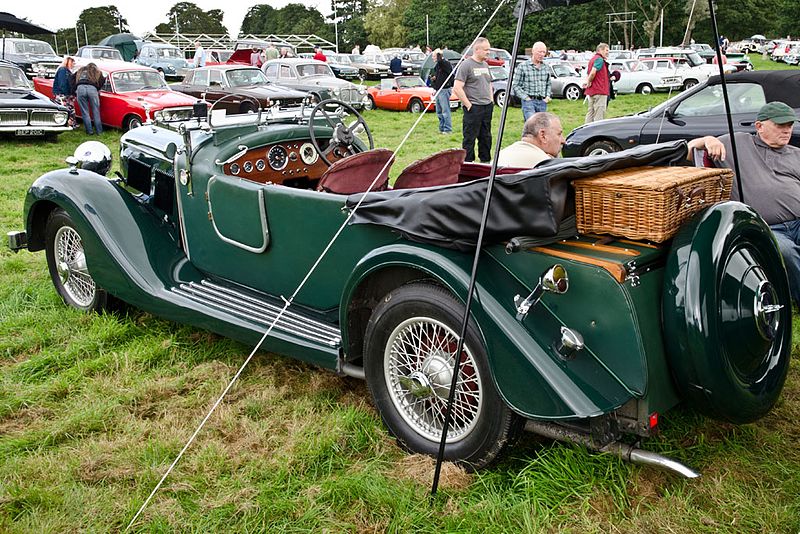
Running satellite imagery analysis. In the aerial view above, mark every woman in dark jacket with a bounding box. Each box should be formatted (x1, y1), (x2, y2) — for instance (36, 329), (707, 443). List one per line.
(52, 56), (76, 127)
(74, 62), (106, 135)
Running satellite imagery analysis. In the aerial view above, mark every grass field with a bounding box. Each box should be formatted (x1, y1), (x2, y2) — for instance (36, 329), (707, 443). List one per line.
(1, 58), (800, 532)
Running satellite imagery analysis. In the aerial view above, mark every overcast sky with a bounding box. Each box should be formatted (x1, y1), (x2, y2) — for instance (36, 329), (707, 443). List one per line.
(9, 1), (332, 39)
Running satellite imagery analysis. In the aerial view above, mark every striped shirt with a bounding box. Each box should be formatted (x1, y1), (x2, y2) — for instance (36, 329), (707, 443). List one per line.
(510, 60), (551, 101)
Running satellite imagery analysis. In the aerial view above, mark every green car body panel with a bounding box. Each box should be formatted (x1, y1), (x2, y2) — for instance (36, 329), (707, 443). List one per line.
(15, 113), (791, 454)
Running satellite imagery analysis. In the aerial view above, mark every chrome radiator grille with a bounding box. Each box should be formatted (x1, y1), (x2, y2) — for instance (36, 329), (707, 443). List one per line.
(0, 110), (28, 126)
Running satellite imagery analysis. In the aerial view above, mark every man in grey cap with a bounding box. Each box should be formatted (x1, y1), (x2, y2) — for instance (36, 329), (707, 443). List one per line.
(689, 101), (800, 307)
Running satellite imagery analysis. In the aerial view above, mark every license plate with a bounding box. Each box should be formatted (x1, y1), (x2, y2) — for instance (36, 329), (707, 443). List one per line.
(15, 129), (44, 136)
(664, 77), (680, 84)
(449, 101), (459, 108)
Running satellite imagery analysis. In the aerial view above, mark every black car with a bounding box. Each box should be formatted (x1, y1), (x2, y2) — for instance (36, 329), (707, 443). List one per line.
(171, 66), (307, 113)
(563, 70), (800, 157)
(0, 60), (71, 137)
(1, 37), (62, 78)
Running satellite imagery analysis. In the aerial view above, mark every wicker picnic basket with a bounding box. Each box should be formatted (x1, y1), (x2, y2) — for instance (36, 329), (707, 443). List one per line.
(573, 166), (733, 242)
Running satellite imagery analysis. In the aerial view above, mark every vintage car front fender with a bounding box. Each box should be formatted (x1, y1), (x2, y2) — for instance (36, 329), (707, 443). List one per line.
(340, 243), (633, 420)
(23, 168), (196, 303)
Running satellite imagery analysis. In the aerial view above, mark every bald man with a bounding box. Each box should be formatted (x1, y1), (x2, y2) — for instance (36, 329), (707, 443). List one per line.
(510, 41), (551, 121)
(497, 112), (565, 168)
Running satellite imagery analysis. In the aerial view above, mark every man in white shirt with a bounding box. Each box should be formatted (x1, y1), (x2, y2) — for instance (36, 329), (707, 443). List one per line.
(497, 112), (565, 168)
(192, 41), (206, 68)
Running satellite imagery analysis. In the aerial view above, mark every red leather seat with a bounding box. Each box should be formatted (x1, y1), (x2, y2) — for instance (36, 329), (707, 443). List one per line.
(316, 149), (394, 194)
(392, 148), (466, 189)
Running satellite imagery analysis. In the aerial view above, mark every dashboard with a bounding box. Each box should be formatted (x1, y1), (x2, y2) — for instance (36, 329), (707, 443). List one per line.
(222, 140), (347, 187)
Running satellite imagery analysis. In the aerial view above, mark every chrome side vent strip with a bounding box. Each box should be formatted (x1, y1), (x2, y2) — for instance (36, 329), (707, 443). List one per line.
(172, 280), (341, 347)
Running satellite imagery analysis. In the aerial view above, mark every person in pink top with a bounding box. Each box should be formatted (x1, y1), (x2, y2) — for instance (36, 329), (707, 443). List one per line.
(582, 43), (610, 123)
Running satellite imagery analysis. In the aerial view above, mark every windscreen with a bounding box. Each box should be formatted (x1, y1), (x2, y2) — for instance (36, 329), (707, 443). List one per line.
(397, 77), (425, 88)
(0, 66), (31, 89)
(297, 63), (333, 77)
(226, 68), (269, 86)
(112, 70), (168, 92)
(13, 41), (56, 55)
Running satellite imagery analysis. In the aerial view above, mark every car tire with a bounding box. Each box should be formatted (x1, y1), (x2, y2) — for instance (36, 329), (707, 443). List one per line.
(45, 209), (110, 313)
(583, 139), (621, 156)
(637, 83), (654, 95)
(364, 282), (521, 471)
(124, 114), (143, 131)
(359, 69), (368, 80)
(494, 89), (506, 107)
(564, 84), (582, 101)
(663, 203), (792, 423)
(408, 98), (424, 113)
(683, 79), (699, 90)
(364, 95), (375, 111)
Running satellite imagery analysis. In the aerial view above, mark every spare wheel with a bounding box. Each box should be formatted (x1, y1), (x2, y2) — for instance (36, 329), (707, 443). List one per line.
(662, 202), (791, 423)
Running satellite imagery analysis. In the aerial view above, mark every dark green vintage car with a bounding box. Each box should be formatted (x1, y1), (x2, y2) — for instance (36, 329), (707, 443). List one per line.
(7, 100), (792, 476)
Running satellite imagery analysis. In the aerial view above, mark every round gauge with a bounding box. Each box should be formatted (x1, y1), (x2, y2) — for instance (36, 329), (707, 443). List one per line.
(243, 161), (253, 173)
(299, 142), (319, 165)
(230, 163), (241, 175)
(268, 145), (289, 171)
(255, 159), (266, 171)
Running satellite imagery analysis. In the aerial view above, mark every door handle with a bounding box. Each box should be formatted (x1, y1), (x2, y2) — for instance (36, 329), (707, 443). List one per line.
(740, 121), (754, 126)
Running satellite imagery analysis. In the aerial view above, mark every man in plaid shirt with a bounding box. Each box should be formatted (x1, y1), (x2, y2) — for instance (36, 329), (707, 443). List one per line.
(511, 42), (551, 122)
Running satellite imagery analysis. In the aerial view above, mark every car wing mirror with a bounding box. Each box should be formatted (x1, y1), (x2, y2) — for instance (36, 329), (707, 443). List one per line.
(514, 264), (569, 320)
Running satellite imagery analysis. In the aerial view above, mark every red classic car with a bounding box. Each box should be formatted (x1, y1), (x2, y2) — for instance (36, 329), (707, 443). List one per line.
(365, 76), (459, 113)
(34, 60), (198, 130)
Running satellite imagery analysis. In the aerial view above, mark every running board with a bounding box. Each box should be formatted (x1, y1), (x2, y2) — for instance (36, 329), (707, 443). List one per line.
(172, 280), (341, 348)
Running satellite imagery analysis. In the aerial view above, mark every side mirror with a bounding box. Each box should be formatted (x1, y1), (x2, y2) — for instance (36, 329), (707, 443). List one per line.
(514, 264), (569, 320)
(541, 264), (569, 294)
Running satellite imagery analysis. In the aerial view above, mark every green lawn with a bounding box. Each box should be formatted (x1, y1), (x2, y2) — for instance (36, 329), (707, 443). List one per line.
(1, 61), (800, 532)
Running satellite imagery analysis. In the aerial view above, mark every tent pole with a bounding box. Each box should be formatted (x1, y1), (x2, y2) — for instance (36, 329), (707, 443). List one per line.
(430, 0), (525, 497)
(708, 0), (743, 202)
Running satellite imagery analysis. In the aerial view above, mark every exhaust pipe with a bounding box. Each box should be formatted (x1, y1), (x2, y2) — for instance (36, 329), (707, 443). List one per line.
(524, 420), (700, 479)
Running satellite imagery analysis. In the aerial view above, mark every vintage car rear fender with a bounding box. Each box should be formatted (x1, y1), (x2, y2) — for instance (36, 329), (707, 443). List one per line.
(663, 201), (792, 423)
(23, 169), (337, 366)
(340, 243), (635, 419)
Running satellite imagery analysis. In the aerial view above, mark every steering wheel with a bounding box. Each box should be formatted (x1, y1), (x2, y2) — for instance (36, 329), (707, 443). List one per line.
(308, 99), (374, 166)
(207, 94), (262, 127)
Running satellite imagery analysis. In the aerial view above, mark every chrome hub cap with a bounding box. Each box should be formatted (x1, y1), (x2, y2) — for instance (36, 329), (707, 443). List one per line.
(54, 225), (96, 307)
(384, 317), (483, 443)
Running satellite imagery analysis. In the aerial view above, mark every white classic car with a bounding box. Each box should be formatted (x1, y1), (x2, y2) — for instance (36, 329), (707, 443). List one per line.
(608, 59), (683, 94)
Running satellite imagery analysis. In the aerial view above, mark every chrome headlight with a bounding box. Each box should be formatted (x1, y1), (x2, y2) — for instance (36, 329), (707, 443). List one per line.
(165, 65), (175, 73)
(68, 141), (112, 176)
(154, 110), (176, 121)
(53, 111), (69, 125)
(332, 88), (341, 97)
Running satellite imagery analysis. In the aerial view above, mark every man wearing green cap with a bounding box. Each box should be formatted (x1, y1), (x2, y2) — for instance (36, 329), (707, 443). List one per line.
(689, 100), (800, 307)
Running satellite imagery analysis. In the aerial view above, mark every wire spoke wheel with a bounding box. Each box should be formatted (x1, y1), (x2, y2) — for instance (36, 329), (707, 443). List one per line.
(45, 209), (110, 312)
(385, 316), (483, 443)
(54, 226), (96, 307)
(364, 283), (520, 469)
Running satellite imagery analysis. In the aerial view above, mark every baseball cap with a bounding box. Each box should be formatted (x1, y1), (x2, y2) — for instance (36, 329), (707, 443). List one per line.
(756, 101), (798, 124)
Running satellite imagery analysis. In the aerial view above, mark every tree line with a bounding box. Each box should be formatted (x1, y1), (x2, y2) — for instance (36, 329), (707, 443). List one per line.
(22, 0), (799, 55)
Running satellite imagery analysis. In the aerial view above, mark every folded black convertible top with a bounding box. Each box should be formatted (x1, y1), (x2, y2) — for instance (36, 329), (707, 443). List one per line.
(346, 140), (689, 251)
